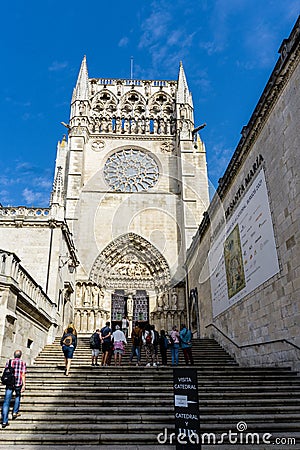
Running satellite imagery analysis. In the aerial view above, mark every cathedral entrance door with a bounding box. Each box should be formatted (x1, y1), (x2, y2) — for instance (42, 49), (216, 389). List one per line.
(111, 290), (127, 331)
(132, 290), (149, 329)
(111, 290), (150, 331)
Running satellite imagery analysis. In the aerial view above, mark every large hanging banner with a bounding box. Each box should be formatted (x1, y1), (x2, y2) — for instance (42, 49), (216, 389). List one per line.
(209, 169), (280, 317)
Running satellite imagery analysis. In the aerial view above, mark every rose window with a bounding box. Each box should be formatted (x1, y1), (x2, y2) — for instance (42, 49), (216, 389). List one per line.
(103, 149), (159, 192)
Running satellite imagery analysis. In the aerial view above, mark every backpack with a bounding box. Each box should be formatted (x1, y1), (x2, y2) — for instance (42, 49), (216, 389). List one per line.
(62, 334), (73, 346)
(145, 332), (152, 345)
(132, 329), (141, 346)
(168, 334), (175, 347)
(1, 360), (15, 388)
(153, 330), (159, 346)
(159, 335), (169, 349)
(89, 333), (96, 348)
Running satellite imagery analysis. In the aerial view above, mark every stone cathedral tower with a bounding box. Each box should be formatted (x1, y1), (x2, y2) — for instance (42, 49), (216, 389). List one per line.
(52, 57), (209, 333)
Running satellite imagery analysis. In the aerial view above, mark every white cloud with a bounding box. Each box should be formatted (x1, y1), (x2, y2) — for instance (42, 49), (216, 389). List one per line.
(5, 97), (31, 107)
(118, 37), (129, 47)
(199, 41), (224, 56)
(48, 61), (68, 72)
(0, 189), (11, 205)
(138, 8), (171, 50)
(137, 1), (197, 74)
(22, 188), (43, 205)
(33, 177), (53, 190)
(207, 141), (233, 188)
(16, 162), (35, 173)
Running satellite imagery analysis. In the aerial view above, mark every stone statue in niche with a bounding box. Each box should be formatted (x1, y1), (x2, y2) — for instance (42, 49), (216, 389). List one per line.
(157, 294), (164, 311)
(171, 288), (178, 309)
(127, 294), (134, 316)
(163, 292), (170, 310)
(76, 284), (82, 306)
(91, 285), (99, 307)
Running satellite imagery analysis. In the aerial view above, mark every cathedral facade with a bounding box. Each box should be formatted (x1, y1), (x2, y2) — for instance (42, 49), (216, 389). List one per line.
(61, 58), (209, 334)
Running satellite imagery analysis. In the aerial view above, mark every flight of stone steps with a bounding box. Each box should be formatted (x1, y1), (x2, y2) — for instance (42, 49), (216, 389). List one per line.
(0, 336), (300, 449)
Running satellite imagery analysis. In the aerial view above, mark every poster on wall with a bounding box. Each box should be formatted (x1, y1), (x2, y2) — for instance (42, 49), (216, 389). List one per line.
(209, 168), (280, 317)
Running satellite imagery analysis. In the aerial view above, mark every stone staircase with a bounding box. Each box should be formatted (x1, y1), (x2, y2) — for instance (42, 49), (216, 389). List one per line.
(0, 337), (300, 449)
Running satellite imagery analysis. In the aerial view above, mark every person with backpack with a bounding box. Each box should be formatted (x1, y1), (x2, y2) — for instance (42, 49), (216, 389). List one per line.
(90, 329), (101, 366)
(142, 323), (155, 367)
(60, 326), (77, 376)
(180, 324), (194, 365)
(63, 322), (77, 336)
(130, 321), (142, 366)
(159, 329), (169, 366)
(100, 321), (112, 366)
(1, 349), (26, 428)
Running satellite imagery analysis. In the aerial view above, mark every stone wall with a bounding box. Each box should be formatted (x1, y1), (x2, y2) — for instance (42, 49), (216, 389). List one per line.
(0, 250), (59, 366)
(186, 18), (300, 371)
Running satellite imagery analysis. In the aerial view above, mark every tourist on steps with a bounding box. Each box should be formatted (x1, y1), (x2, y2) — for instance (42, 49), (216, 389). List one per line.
(64, 322), (77, 336)
(159, 330), (169, 366)
(170, 325), (180, 366)
(151, 324), (160, 366)
(130, 321), (142, 365)
(112, 325), (127, 366)
(100, 321), (112, 366)
(60, 327), (77, 376)
(180, 324), (194, 365)
(121, 315), (129, 338)
(90, 329), (101, 366)
(1, 350), (26, 429)
(142, 324), (155, 367)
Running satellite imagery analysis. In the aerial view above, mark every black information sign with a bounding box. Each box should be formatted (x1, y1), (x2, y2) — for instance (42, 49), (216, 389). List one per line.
(173, 368), (200, 449)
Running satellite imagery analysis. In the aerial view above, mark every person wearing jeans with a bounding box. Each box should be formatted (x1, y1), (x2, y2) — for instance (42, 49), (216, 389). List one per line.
(1, 350), (26, 428)
(170, 325), (180, 366)
(130, 322), (142, 365)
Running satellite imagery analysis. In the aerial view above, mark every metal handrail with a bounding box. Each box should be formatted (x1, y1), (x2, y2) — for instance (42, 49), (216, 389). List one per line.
(206, 323), (300, 351)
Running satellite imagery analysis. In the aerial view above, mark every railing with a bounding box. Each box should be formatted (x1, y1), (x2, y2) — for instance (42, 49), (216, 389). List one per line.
(97, 78), (172, 87)
(205, 323), (300, 371)
(0, 250), (57, 324)
(0, 207), (50, 218)
(205, 323), (300, 352)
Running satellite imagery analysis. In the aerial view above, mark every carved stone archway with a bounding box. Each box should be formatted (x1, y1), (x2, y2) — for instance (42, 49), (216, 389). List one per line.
(90, 232), (171, 291)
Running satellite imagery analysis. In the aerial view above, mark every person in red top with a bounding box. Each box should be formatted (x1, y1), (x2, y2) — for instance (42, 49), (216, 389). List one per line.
(1, 349), (26, 428)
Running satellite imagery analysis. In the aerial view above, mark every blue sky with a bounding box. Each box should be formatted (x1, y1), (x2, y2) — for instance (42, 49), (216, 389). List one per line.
(0, 0), (299, 207)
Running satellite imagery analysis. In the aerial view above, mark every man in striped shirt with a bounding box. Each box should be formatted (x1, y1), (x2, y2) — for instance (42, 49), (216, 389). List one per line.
(1, 350), (26, 428)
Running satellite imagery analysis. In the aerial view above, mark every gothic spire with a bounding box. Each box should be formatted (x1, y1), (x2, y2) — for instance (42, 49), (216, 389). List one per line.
(177, 61), (191, 104)
(72, 55), (89, 102)
(50, 165), (64, 207)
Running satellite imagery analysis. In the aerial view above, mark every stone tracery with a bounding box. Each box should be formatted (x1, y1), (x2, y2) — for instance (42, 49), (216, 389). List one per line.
(103, 148), (159, 192)
(82, 87), (177, 136)
(90, 232), (171, 291)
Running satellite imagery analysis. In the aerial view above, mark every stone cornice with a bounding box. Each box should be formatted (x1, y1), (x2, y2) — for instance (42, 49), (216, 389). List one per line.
(69, 126), (176, 143)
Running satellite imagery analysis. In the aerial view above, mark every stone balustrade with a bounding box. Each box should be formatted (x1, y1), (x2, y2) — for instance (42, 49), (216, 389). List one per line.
(0, 206), (50, 219)
(0, 249), (57, 326)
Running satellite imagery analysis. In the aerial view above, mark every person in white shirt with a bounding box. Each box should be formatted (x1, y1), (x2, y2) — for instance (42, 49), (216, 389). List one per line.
(112, 325), (127, 366)
(121, 316), (129, 338)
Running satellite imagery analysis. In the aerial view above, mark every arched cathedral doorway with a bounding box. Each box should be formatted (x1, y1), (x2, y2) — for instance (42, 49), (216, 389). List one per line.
(73, 233), (187, 334)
